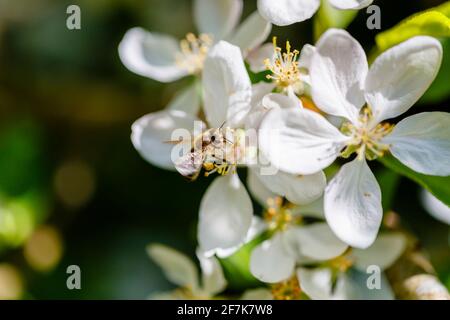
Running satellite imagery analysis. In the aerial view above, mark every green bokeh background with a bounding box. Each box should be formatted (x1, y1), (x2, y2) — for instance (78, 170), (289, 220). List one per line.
(0, 0), (448, 299)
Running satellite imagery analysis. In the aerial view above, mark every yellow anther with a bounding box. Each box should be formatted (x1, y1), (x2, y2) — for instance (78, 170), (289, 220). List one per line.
(176, 33), (213, 74)
(341, 106), (394, 161)
(271, 276), (302, 300)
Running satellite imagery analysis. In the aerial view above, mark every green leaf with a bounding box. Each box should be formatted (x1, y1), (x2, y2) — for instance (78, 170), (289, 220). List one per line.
(376, 168), (401, 212)
(313, 1), (358, 41)
(379, 155), (450, 206)
(219, 233), (265, 290)
(373, 1), (450, 103)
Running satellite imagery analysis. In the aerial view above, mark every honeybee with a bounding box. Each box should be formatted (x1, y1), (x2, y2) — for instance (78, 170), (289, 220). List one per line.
(168, 127), (236, 181)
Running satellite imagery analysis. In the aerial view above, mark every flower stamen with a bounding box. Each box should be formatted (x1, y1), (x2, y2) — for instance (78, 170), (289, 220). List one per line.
(341, 107), (394, 161)
(176, 33), (213, 74)
(265, 37), (301, 88)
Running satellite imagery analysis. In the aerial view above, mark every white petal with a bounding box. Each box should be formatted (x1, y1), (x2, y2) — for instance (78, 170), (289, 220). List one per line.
(202, 41), (252, 128)
(328, 0), (373, 10)
(291, 197), (325, 219)
(229, 12), (272, 56)
(147, 244), (199, 290)
(324, 158), (382, 249)
(383, 112), (450, 176)
(298, 44), (316, 70)
(257, 170), (326, 205)
(343, 270), (394, 300)
(250, 233), (295, 283)
(196, 250), (227, 296)
(311, 29), (368, 122)
(131, 110), (200, 170)
(241, 288), (273, 300)
(211, 216), (267, 259)
(194, 0), (243, 40)
(118, 28), (188, 83)
(262, 93), (302, 110)
(285, 223), (348, 261)
(247, 43), (275, 73)
(259, 108), (349, 175)
(352, 233), (406, 271)
(257, 0), (320, 26)
(297, 268), (346, 300)
(365, 36), (443, 124)
(247, 167), (277, 206)
(251, 82), (277, 107)
(421, 189), (450, 225)
(198, 174), (253, 252)
(167, 81), (201, 115)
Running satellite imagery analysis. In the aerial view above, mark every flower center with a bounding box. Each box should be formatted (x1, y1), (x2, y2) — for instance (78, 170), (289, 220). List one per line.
(341, 107), (394, 161)
(264, 197), (300, 232)
(271, 275), (302, 300)
(265, 37), (301, 89)
(175, 33), (213, 74)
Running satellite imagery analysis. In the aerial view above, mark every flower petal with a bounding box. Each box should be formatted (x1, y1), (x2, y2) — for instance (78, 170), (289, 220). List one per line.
(118, 28), (188, 83)
(211, 216), (267, 259)
(298, 44), (316, 70)
(365, 36), (443, 124)
(147, 244), (199, 290)
(194, 0), (243, 40)
(202, 41), (252, 128)
(311, 29), (367, 122)
(167, 81), (201, 115)
(241, 288), (273, 300)
(291, 197), (325, 219)
(131, 110), (201, 170)
(196, 250), (227, 296)
(324, 158), (382, 249)
(259, 108), (349, 175)
(328, 0), (373, 10)
(285, 223), (348, 262)
(343, 269), (394, 300)
(247, 43), (275, 73)
(383, 112), (450, 176)
(421, 189), (450, 225)
(229, 12), (272, 56)
(257, 0), (320, 26)
(247, 167), (277, 206)
(198, 174), (253, 253)
(352, 233), (406, 271)
(257, 169), (326, 205)
(250, 233), (295, 283)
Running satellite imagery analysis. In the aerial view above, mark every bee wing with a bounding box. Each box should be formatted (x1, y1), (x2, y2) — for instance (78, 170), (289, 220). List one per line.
(174, 151), (204, 181)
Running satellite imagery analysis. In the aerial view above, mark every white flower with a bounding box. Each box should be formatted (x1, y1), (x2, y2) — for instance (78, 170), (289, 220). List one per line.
(421, 189), (450, 225)
(131, 41), (327, 256)
(249, 197), (349, 284)
(119, 0), (271, 84)
(147, 243), (227, 299)
(257, 0), (373, 26)
(298, 232), (406, 300)
(259, 29), (447, 249)
(247, 38), (316, 97)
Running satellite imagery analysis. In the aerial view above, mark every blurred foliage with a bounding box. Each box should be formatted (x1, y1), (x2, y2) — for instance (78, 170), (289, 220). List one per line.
(0, 0), (448, 299)
(380, 155), (450, 207)
(374, 1), (450, 103)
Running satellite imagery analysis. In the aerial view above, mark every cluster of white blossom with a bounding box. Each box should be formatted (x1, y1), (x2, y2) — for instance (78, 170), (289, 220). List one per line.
(119, 0), (450, 300)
